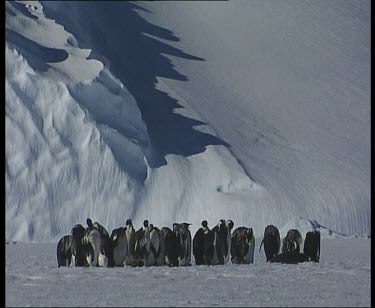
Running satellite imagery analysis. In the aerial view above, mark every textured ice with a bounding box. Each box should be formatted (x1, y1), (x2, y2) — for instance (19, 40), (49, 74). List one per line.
(6, 1), (370, 242)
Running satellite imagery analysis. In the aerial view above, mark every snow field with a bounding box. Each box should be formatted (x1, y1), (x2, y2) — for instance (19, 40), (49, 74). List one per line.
(5, 238), (370, 307)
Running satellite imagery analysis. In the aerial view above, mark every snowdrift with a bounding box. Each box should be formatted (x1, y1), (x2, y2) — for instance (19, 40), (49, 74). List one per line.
(5, 1), (370, 241)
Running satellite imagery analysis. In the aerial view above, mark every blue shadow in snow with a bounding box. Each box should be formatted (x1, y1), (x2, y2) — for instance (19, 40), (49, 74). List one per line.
(6, 29), (68, 71)
(9, 1), (38, 20)
(42, 1), (230, 168)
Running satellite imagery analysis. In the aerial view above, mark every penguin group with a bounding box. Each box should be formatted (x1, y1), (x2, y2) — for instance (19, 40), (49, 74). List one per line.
(259, 225), (321, 264)
(57, 218), (194, 268)
(57, 219), (320, 268)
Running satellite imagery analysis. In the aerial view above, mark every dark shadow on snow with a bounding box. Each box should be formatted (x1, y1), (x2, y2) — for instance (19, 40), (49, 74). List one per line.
(6, 29), (69, 71)
(8, 1), (38, 20)
(41, 2), (230, 167)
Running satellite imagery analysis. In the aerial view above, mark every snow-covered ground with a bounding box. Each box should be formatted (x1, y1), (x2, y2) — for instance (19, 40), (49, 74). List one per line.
(5, 238), (371, 307)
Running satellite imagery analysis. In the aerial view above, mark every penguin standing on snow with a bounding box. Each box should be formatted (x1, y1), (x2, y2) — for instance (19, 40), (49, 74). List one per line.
(193, 220), (219, 265)
(224, 220), (234, 264)
(259, 225), (281, 262)
(110, 226), (127, 267)
(56, 235), (72, 267)
(141, 220), (153, 266)
(124, 219), (135, 266)
(81, 220), (101, 267)
(231, 226), (255, 264)
(173, 222), (192, 266)
(162, 226), (181, 267)
(148, 224), (165, 266)
(303, 230), (320, 262)
(71, 224), (89, 267)
(131, 220), (152, 266)
(193, 220), (209, 265)
(86, 220), (113, 267)
(212, 219), (232, 265)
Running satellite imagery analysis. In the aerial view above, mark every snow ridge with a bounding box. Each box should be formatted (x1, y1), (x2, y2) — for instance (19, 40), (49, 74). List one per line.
(6, 1), (150, 241)
(6, 1), (370, 241)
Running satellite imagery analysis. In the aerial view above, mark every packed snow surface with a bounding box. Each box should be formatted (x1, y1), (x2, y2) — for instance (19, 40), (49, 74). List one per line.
(6, 0), (370, 243)
(5, 238), (371, 307)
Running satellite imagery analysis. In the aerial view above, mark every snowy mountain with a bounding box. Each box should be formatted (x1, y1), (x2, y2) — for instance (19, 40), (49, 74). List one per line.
(5, 1), (370, 242)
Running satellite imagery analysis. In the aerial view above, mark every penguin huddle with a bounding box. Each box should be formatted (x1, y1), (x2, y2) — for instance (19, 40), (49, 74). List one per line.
(259, 225), (321, 264)
(57, 218), (195, 268)
(192, 219), (256, 266)
(57, 219), (321, 268)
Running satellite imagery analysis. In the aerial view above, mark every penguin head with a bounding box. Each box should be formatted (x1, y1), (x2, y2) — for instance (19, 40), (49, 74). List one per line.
(216, 219), (225, 231)
(202, 220), (208, 229)
(86, 218), (93, 228)
(143, 220), (149, 228)
(93, 222), (100, 229)
(126, 219), (132, 226)
(226, 220), (234, 232)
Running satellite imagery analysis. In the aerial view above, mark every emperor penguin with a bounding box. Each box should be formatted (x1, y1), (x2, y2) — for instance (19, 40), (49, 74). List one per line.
(82, 227), (101, 267)
(110, 227), (127, 267)
(303, 230), (320, 262)
(56, 235), (72, 267)
(148, 225), (165, 266)
(224, 219), (234, 264)
(231, 226), (255, 264)
(193, 220), (208, 265)
(244, 227), (255, 264)
(174, 223), (192, 266)
(124, 219), (135, 266)
(162, 226), (180, 267)
(141, 220), (152, 266)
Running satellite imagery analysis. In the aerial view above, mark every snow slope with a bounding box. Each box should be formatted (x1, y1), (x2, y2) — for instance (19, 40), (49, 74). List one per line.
(124, 0), (371, 236)
(5, 0), (370, 242)
(5, 239), (371, 307)
(6, 1), (150, 241)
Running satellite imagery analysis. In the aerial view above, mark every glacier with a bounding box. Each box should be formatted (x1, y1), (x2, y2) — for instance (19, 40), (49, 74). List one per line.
(5, 0), (370, 242)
